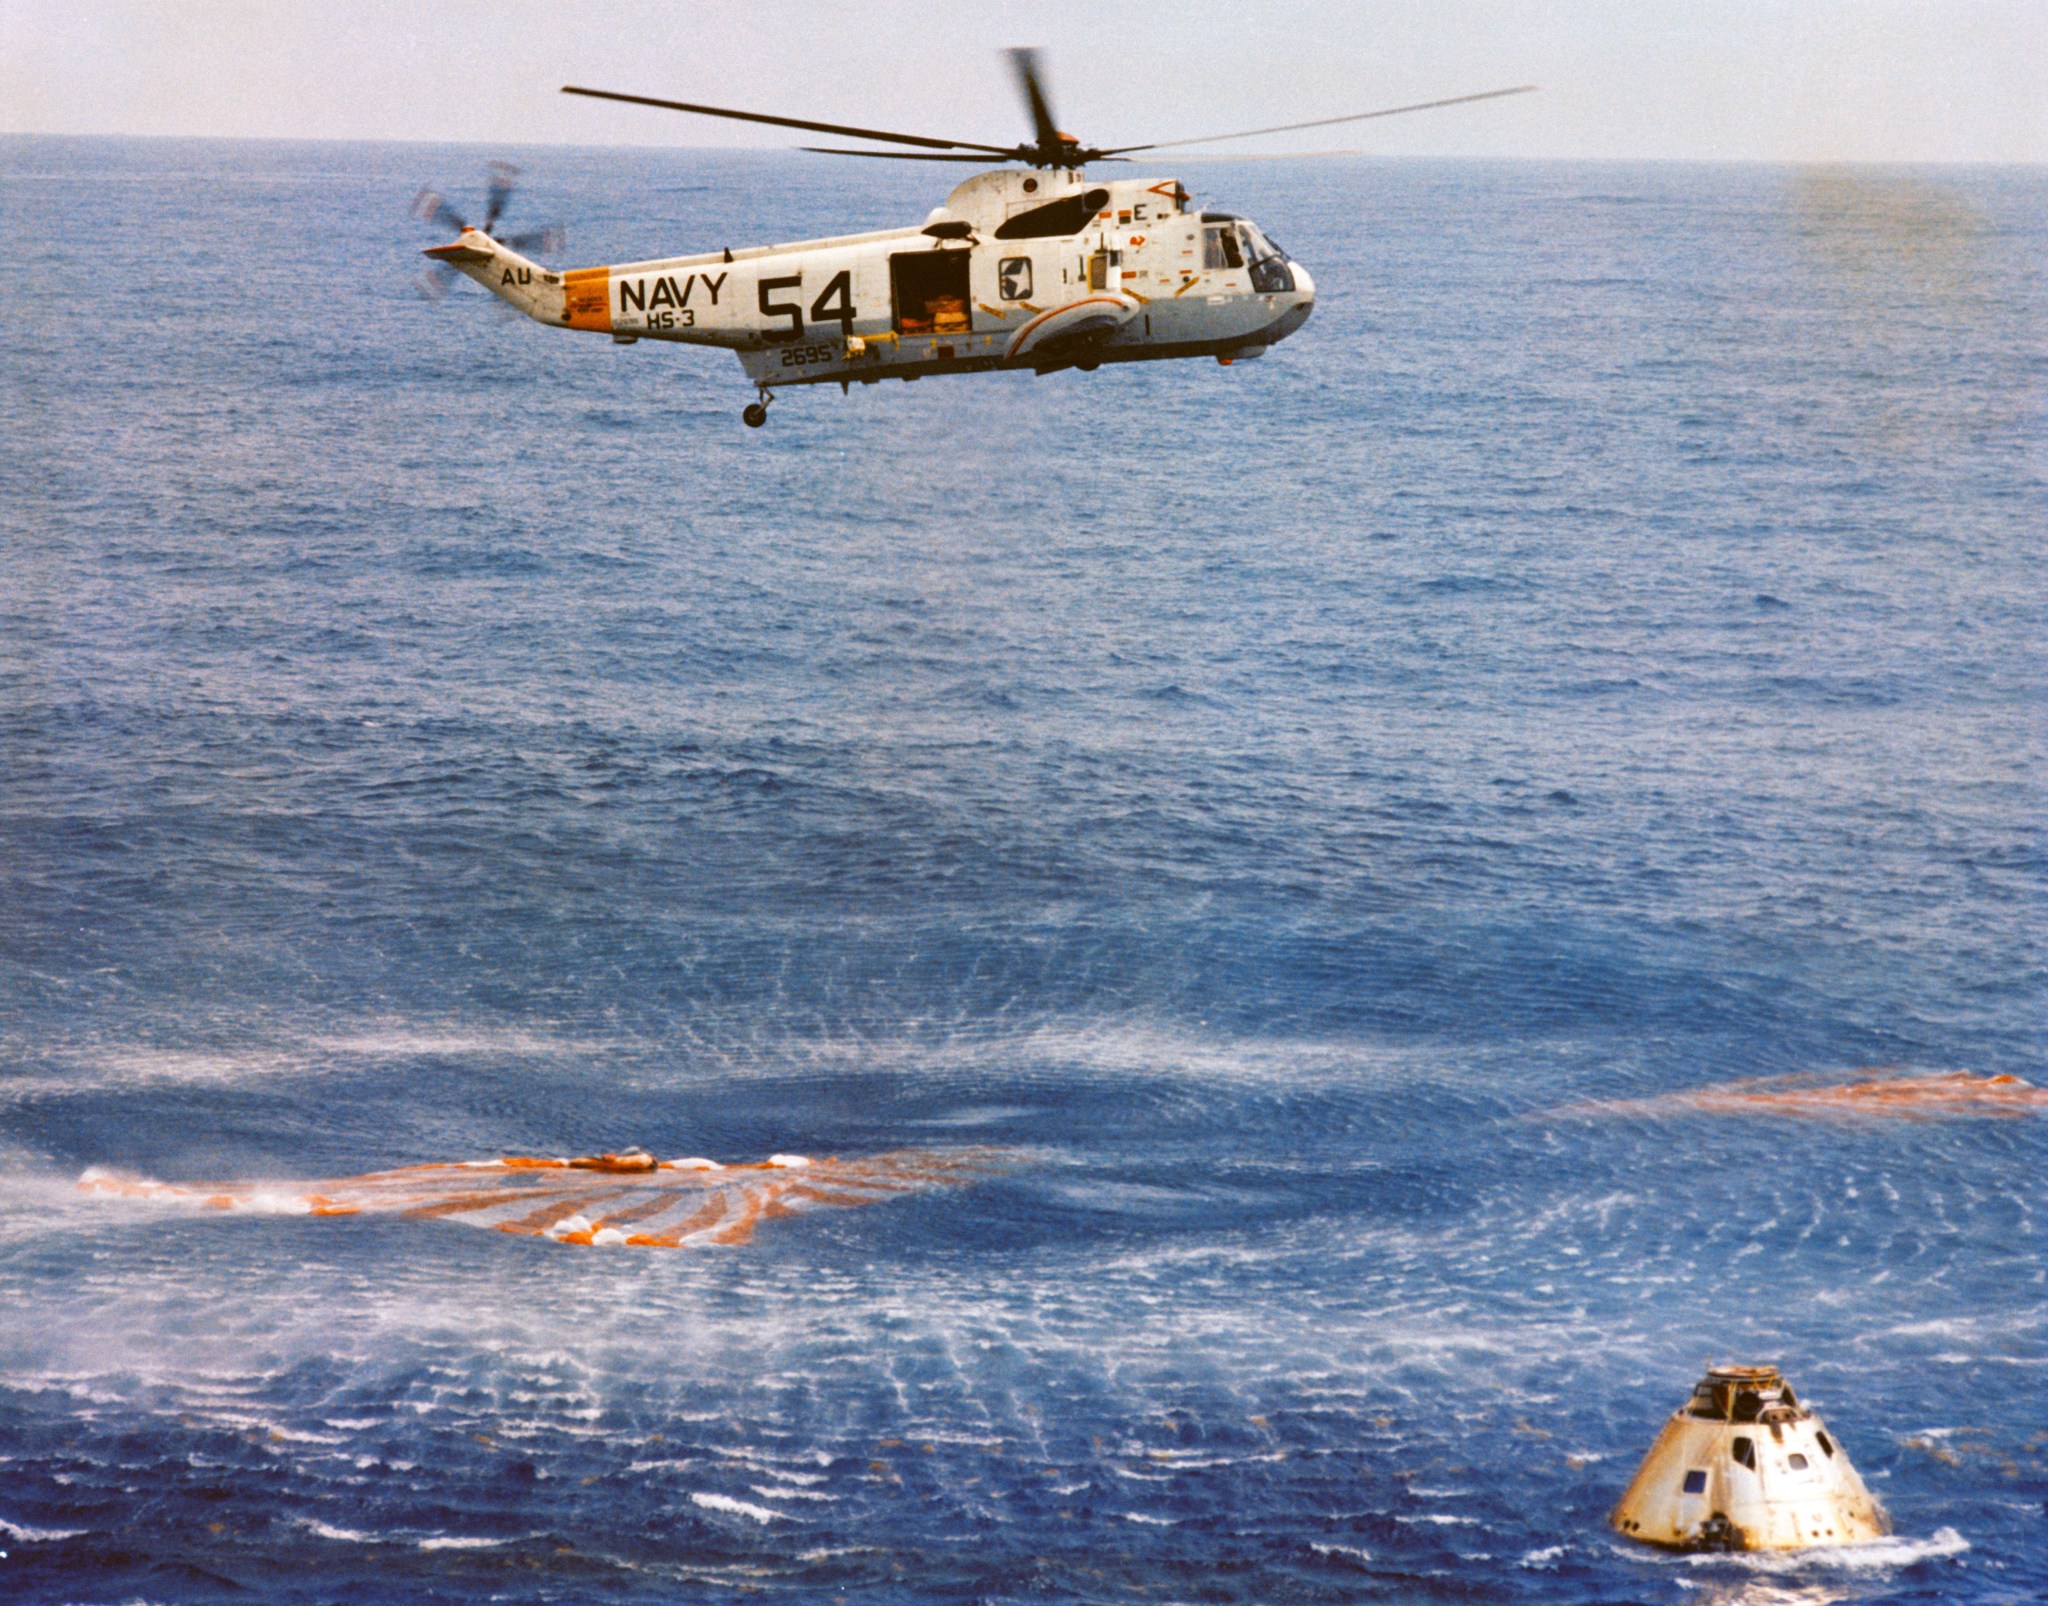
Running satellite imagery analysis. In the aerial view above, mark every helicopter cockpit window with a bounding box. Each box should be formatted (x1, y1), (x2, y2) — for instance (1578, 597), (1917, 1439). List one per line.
(1238, 223), (1296, 293)
(1203, 226), (1243, 271)
(998, 257), (1033, 300)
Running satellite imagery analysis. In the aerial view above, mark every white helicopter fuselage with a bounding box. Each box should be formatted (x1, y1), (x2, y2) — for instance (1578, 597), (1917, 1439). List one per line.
(430, 168), (1313, 398)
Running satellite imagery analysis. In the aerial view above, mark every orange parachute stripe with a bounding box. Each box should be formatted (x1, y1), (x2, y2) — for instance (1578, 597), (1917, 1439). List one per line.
(1559, 1070), (2045, 1122)
(76, 1147), (1007, 1250)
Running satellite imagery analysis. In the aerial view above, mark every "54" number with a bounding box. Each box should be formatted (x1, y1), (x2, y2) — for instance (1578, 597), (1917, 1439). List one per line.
(758, 270), (854, 341)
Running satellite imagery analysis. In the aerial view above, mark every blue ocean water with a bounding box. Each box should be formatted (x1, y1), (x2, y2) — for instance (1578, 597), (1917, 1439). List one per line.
(0, 134), (2043, 1604)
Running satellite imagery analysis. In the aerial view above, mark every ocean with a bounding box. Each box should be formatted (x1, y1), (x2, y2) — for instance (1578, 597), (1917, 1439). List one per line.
(0, 135), (2041, 1603)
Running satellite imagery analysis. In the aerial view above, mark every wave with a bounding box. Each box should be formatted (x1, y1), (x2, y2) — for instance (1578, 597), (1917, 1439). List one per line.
(0, 1517), (88, 1542)
(691, 1492), (787, 1523)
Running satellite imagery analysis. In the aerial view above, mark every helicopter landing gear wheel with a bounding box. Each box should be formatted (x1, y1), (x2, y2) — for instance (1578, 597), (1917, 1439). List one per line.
(743, 387), (773, 429)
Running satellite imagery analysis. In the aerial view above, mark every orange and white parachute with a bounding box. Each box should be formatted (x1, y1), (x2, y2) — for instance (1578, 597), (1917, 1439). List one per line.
(78, 1146), (1004, 1249)
(1558, 1070), (2045, 1122)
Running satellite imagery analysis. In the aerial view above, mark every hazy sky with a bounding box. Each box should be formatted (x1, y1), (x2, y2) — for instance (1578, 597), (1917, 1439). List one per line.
(3, 1), (2042, 163)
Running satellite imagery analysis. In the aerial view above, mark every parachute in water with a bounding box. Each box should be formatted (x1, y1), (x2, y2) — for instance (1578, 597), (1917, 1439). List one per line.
(78, 1146), (1003, 1249)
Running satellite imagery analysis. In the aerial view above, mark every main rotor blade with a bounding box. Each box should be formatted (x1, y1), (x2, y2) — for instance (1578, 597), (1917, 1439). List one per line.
(1102, 84), (1538, 155)
(1007, 47), (1065, 158)
(562, 84), (1016, 156)
(800, 146), (1016, 162)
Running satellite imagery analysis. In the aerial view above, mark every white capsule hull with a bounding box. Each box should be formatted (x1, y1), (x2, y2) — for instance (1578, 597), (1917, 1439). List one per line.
(1611, 1368), (1888, 1552)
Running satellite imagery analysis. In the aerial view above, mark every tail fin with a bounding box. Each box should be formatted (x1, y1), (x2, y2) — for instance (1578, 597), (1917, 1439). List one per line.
(422, 228), (567, 326)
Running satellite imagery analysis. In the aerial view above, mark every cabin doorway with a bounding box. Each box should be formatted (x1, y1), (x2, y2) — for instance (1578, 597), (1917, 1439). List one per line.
(890, 250), (972, 336)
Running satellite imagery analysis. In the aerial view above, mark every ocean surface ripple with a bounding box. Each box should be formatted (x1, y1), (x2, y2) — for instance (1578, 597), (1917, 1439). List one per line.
(1, 138), (2042, 1603)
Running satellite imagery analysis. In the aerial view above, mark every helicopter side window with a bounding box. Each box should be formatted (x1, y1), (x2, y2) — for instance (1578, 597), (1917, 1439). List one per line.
(1203, 227), (1242, 271)
(998, 257), (1033, 300)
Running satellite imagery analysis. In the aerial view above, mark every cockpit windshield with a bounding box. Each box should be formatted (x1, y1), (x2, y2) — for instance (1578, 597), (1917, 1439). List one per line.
(1237, 223), (1295, 293)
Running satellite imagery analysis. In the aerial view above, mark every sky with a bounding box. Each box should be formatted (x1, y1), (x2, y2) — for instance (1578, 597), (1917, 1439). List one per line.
(2, 0), (2043, 163)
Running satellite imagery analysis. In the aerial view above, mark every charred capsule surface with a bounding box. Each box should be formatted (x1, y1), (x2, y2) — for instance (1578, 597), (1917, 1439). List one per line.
(1610, 1364), (1888, 1552)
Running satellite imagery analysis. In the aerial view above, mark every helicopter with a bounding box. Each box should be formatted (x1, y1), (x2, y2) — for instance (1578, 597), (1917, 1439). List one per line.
(421, 52), (1532, 427)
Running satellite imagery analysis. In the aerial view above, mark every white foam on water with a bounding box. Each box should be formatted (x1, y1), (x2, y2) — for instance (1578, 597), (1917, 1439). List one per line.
(309, 1025), (614, 1060)
(1120, 1512), (1177, 1526)
(417, 1535), (510, 1551)
(1634, 1527), (1974, 1576)
(1396, 1514), (1481, 1526)
(0, 1518), (87, 1542)
(751, 1484), (836, 1502)
(907, 1105), (1032, 1128)
(709, 1446), (833, 1468)
(1142, 1450), (1286, 1470)
(1520, 1544), (1567, 1568)
(691, 1492), (787, 1524)
(1310, 1542), (1373, 1563)
(1702, 1527), (1973, 1573)
(297, 1518), (378, 1543)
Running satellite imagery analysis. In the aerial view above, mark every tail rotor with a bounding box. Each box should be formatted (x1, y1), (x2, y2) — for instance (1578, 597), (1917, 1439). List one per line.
(411, 163), (565, 301)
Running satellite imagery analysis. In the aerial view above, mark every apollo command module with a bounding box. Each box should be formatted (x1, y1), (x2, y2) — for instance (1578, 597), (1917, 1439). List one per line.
(1611, 1364), (1889, 1552)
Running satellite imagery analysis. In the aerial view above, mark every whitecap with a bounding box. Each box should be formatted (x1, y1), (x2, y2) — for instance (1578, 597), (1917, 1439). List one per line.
(298, 1519), (377, 1543)
(1688, 1527), (1972, 1573)
(0, 1518), (87, 1542)
(691, 1492), (786, 1523)
(417, 1535), (508, 1551)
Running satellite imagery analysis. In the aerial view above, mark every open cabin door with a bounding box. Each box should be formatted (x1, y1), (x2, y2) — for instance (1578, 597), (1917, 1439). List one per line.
(890, 249), (973, 336)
